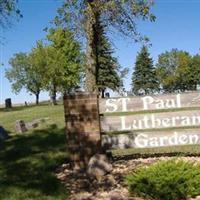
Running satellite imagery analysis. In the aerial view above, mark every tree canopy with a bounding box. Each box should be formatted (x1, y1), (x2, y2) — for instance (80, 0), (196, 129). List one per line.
(55, 0), (155, 92)
(189, 54), (200, 90)
(0, 0), (22, 28)
(156, 49), (193, 93)
(5, 51), (43, 104)
(45, 28), (84, 103)
(6, 27), (84, 105)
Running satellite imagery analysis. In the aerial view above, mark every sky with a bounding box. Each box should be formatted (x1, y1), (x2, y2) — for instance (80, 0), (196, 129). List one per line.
(1, 0), (200, 104)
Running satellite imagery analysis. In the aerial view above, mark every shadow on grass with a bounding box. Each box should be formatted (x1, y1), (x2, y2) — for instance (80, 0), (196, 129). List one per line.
(0, 124), (68, 200)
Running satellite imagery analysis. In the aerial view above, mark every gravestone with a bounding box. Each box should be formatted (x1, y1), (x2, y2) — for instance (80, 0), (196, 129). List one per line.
(15, 120), (27, 133)
(5, 98), (12, 108)
(0, 126), (8, 141)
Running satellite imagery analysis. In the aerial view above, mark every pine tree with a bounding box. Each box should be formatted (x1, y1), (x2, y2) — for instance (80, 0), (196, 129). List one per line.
(96, 15), (122, 98)
(132, 46), (158, 95)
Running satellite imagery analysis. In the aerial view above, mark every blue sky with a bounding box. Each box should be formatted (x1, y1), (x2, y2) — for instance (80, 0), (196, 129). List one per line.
(1, 0), (200, 104)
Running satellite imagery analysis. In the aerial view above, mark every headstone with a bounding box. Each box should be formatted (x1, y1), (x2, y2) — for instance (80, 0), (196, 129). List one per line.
(105, 92), (110, 98)
(0, 126), (9, 141)
(15, 120), (27, 133)
(5, 98), (12, 108)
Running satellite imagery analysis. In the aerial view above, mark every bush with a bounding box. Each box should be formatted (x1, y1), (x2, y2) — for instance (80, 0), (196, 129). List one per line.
(125, 159), (200, 200)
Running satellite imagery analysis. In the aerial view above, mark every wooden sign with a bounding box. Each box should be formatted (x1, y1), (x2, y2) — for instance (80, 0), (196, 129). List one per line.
(101, 110), (200, 132)
(102, 129), (200, 149)
(99, 91), (200, 113)
(99, 91), (200, 149)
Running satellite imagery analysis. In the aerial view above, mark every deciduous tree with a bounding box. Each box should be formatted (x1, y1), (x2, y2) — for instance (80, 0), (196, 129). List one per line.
(5, 51), (43, 104)
(55, 0), (155, 92)
(189, 54), (200, 90)
(0, 0), (22, 28)
(45, 28), (83, 103)
(156, 49), (192, 93)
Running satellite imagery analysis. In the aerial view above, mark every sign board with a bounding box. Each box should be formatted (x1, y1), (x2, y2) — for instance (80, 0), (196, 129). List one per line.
(99, 91), (200, 149)
(101, 110), (200, 132)
(102, 129), (200, 149)
(99, 92), (200, 113)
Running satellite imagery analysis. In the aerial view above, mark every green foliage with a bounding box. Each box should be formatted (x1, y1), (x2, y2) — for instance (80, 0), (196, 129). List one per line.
(6, 49), (44, 104)
(156, 49), (194, 93)
(55, 0), (155, 92)
(6, 53), (30, 93)
(126, 159), (200, 200)
(46, 28), (83, 93)
(6, 28), (83, 104)
(190, 54), (200, 89)
(55, 0), (155, 40)
(132, 46), (158, 95)
(95, 15), (124, 97)
(0, 0), (22, 28)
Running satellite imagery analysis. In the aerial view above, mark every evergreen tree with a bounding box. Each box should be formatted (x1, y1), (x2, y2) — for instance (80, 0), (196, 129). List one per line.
(132, 46), (158, 95)
(96, 16), (122, 98)
(55, 0), (155, 92)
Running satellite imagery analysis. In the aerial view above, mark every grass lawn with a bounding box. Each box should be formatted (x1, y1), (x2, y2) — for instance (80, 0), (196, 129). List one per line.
(0, 104), (68, 200)
(111, 144), (200, 157)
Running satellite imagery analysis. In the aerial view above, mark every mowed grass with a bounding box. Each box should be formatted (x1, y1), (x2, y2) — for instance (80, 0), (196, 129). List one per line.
(111, 144), (200, 157)
(0, 104), (65, 133)
(0, 103), (68, 200)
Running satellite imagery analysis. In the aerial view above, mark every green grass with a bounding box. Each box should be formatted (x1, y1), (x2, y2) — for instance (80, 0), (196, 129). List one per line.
(0, 104), (68, 200)
(111, 144), (200, 157)
(0, 104), (65, 133)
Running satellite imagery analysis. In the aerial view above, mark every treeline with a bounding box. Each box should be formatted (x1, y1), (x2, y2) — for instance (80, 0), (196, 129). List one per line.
(6, 28), (83, 105)
(5, 1), (199, 103)
(5, 0), (155, 105)
(132, 47), (200, 95)
(6, 18), (127, 105)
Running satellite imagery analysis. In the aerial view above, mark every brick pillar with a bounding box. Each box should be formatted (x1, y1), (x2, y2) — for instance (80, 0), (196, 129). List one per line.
(63, 93), (101, 169)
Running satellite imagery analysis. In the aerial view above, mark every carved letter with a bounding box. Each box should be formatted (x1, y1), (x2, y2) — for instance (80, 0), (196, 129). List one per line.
(120, 116), (131, 130)
(120, 98), (131, 112)
(135, 134), (148, 148)
(142, 96), (154, 110)
(105, 99), (118, 112)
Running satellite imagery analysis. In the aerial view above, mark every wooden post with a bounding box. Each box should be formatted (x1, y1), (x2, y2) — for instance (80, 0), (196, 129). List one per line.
(63, 93), (101, 169)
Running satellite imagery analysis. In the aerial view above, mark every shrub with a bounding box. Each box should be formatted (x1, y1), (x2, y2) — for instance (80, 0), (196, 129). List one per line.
(125, 159), (200, 200)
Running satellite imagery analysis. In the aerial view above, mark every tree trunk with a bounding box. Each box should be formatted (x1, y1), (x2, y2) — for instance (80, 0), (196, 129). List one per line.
(85, 1), (98, 93)
(101, 89), (105, 98)
(51, 83), (57, 105)
(36, 92), (40, 105)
